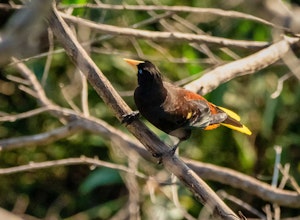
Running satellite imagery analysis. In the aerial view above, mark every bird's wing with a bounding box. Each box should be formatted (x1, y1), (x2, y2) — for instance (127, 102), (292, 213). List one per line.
(165, 86), (212, 128)
(182, 90), (229, 129)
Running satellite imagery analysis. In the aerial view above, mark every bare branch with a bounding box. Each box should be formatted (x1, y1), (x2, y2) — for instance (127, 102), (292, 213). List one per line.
(0, 207), (22, 220)
(0, 121), (82, 151)
(2, 2), (283, 30)
(186, 159), (300, 208)
(59, 3), (282, 29)
(41, 28), (54, 86)
(0, 0), (52, 65)
(12, 57), (53, 107)
(60, 12), (269, 50)
(0, 156), (147, 179)
(262, 0), (300, 33)
(184, 36), (300, 95)
(271, 72), (293, 99)
(0, 107), (50, 122)
(271, 145), (282, 187)
(218, 191), (266, 219)
(48, 5), (239, 219)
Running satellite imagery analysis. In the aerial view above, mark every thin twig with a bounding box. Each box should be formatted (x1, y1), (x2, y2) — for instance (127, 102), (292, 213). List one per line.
(0, 121), (82, 151)
(278, 164), (300, 194)
(58, 3), (284, 29)
(41, 28), (54, 86)
(0, 0), (52, 65)
(272, 145), (282, 187)
(278, 164), (290, 189)
(60, 12), (269, 50)
(12, 57), (53, 106)
(6, 74), (30, 85)
(0, 106), (50, 122)
(218, 191), (266, 219)
(271, 72), (293, 99)
(0, 156), (147, 180)
(186, 159), (300, 208)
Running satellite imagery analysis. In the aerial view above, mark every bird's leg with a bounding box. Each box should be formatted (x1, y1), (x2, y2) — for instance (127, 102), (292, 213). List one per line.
(151, 139), (181, 165)
(152, 139), (181, 160)
(121, 111), (140, 124)
(170, 139), (182, 155)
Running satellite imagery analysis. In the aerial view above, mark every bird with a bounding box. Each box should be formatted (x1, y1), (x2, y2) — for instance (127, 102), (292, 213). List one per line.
(123, 58), (251, 152)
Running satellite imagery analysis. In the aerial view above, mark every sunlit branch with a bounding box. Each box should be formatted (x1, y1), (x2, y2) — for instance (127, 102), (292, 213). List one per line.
(60, 12), (269, 50)
(0, 121), (81, 151)
(0, 156), (147, 180)
(184, 36), (299, 95)
(58, 3), (281, 29)
(0, 107), (50, 122)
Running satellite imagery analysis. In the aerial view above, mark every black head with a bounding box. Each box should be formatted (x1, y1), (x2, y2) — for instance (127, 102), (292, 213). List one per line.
(136, 60), (162, 86)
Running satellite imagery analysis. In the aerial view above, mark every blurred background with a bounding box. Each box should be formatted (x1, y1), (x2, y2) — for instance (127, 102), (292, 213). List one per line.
(0, 0), (299, 219)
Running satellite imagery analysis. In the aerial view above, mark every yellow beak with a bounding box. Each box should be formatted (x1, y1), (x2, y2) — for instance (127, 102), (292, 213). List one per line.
(123, 58), (144, 68)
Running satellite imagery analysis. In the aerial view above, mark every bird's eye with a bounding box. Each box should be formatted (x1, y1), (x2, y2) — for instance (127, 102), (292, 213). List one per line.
(138, 69), (143, 74)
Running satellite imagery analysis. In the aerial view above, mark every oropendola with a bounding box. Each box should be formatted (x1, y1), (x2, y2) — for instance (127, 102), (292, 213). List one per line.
(123, 58), (251, 152)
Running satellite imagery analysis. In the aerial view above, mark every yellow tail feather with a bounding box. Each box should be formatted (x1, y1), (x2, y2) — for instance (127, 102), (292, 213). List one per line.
(218, 106), (252, 135)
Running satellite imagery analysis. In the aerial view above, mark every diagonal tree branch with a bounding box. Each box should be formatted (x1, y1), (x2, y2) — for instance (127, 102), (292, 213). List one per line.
(48, 5), (239, 219)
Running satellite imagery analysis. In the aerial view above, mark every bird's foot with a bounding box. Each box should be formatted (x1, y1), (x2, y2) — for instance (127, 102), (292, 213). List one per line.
(153, 142), (180, 158)
(169, 141), (180, 156)
(152, 140), (180, 161)
(121, 111), (140, 124)
(152, 152), (163, 164)
(169, 145), (178, 156)
(152, 152), (162, 158)
(170, 139), (181, 155)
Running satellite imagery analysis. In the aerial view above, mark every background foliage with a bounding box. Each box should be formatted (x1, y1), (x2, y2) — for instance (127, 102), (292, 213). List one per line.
(0, 0), (299, 219)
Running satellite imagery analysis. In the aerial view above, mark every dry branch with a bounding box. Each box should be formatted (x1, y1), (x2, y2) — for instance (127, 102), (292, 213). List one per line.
(0, 0), (52, 65)
(59, 12), (268, 50)
(0, 2), (282, 30)
(0, 121), (82, 151)
(184, 36), (300, 95)
(59, 3), (280, 29)
(48, 5), (239, 219)
(0, 156), (147, 180)
(186, 160), (300, 208)
(0, 107), (50, 122)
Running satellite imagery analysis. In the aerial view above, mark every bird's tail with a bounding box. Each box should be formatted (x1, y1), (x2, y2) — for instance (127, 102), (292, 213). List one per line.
(218, 106), (252, 135)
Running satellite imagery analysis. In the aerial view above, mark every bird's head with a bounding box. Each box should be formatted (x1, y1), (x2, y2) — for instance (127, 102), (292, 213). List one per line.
(124, 58), (162, 86)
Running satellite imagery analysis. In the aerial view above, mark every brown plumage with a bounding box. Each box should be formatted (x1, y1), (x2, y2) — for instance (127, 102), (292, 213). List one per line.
(124, 59), (251, 150)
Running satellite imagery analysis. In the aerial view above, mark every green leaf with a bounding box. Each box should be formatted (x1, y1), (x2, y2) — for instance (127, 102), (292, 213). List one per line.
(262, 97), (278, 138)
(79, 167), (123, 194)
